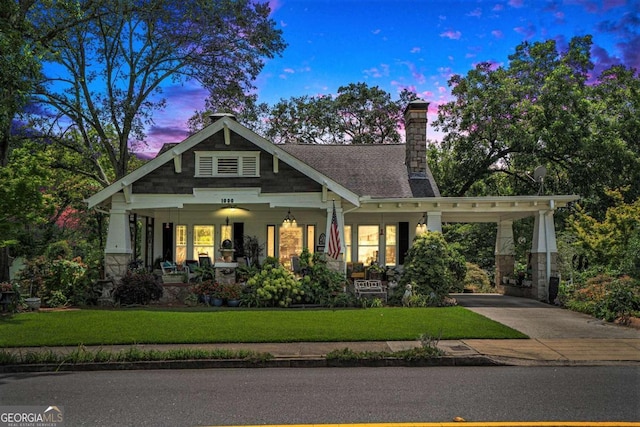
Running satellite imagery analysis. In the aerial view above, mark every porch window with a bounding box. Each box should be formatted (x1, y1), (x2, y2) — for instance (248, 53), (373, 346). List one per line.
(175, 225), (187, 264)
(193, 225), (214, 260)
(344, 225), (352, 262)
(385, 225), (397, 266)
(266, 225), (276, 257)
(279, 224), (303, 267)
(358, 225), (379, 265)
(195, 151), (260, 177)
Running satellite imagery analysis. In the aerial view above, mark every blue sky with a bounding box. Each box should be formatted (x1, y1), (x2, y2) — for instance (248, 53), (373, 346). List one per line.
(144, 0), (638, 153)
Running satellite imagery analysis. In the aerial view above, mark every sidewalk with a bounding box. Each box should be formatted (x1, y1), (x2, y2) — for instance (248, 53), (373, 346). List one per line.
(4, 337), (639, 372)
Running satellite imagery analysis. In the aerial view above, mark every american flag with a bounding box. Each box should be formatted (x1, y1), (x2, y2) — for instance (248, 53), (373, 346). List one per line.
(327, 202), (341, 259)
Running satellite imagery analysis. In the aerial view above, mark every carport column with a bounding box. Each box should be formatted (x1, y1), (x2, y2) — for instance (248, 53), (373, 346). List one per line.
(531, 209), (558, 302)
(426, 212), (442, 233)
(495, 220), (515, 287)
(104, 194), (132, 281)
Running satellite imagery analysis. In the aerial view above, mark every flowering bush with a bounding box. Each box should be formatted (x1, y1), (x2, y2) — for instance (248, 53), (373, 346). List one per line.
(0, 282), (14, 293)
(220, 283), (242, 300)
(191, 280), (221, 298)
(561, 274), (640, 323)
(246, 264), (302, 307)
(16, 255), (90, 306)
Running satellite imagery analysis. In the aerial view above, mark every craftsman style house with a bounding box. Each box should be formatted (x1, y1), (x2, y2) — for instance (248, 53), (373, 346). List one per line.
(86, 100), (578, 301)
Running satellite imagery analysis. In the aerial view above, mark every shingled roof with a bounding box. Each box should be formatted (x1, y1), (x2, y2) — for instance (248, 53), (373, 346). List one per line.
(278, 144), (440, 199)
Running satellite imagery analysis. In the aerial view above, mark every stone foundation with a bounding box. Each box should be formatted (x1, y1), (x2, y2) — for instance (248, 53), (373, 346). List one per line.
(158, 283), (193, 305)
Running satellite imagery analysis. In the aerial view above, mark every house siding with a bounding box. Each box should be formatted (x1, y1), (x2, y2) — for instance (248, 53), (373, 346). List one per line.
(132, 130), (322, 194)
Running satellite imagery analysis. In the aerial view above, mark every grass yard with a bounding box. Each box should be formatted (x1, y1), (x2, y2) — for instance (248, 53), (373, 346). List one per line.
(0, 306), (527, 347)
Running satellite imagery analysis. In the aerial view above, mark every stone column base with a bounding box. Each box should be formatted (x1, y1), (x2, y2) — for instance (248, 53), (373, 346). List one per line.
(495, 254), (515, 287)
(105, 253), (131, 282)
(530, 252), (557, 302)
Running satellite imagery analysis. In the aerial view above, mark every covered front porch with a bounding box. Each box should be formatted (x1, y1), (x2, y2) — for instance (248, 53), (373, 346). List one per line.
(101, 191), (578, 303)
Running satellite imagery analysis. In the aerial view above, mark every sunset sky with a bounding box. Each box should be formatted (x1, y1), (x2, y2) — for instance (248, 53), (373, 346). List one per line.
(142, 0), (638, 155)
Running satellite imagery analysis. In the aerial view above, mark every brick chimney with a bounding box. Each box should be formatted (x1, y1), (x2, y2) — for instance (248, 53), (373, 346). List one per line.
(404, 99), (429, 177)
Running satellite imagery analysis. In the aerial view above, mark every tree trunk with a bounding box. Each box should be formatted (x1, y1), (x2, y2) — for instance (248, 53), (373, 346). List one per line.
(0, 247), (10, 283)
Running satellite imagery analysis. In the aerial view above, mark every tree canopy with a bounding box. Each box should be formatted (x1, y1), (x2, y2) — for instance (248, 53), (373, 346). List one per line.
(28, 0), (285, 184)
(261, 83), (414, 144)
(430, 36), (639, 216)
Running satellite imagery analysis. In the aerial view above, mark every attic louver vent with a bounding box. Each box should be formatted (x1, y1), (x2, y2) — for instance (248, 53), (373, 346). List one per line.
(242, 156), (257, 176)
(199, 156), (214, 176)
(218, 157), (239, 175)
(195, 152), (260, 178)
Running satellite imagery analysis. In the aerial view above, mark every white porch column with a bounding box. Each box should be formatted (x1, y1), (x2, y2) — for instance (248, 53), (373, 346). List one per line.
(495, 220), (515, 287)
(426, 212), (442, 233)
(531, 208), (558, 302)
(104, 194), (132, 280)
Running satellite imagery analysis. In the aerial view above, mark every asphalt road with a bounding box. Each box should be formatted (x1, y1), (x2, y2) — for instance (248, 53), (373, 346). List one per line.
(1, 366), (638, 426)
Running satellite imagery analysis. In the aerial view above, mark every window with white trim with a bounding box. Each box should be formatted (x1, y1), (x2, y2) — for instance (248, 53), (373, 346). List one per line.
(195, 151), (260, 177)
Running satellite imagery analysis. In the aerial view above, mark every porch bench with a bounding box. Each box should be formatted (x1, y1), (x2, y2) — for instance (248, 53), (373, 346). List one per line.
(353, 279), (387, 302)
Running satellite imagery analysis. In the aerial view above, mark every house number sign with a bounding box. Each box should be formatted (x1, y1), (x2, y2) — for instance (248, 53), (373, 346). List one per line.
(221, 198), (234, 203)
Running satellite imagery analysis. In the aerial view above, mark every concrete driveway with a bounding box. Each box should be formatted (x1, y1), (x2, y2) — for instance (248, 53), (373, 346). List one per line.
(455, 293), (640, 339)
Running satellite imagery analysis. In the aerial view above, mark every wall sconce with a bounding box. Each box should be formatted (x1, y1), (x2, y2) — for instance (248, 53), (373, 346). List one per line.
(282, 209), (297, 227)
(416, 213), (427, 234)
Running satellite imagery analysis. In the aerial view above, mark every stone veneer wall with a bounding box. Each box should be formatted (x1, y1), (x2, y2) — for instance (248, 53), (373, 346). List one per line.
(530, 252), (557, 302)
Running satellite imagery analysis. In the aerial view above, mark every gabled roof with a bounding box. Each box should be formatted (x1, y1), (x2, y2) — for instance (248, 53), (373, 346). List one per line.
(86, 118), (361, 208)
(279, 144), (440, 198)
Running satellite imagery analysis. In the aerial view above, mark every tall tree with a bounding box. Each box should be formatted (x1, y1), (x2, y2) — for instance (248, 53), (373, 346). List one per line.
(31, 0), (285, 184)
(432, 35), (640, 216)
(263, 82), (403, 144)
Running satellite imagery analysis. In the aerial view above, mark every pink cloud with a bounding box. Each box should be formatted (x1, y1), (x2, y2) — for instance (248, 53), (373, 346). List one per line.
(603, 0), (626, 10)
(467, 8), (482, 17)
(514, 23), (536, 39)
(508, 0), (524, 7)
(410, 47), (421, 53)
(283, 68), (295, 74)
(440, 30), (462, 40)
(402, 61), (426, 84)
(491, 29), (504, 39)
(492, 4), (504, 11)
(363, 64), (390, 78)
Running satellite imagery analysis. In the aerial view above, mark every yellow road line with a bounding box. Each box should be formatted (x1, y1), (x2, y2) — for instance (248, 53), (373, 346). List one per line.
(214, 423), (640, 427)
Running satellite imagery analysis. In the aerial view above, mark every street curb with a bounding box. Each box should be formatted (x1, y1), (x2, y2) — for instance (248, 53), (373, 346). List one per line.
(0, 355), (505, 373)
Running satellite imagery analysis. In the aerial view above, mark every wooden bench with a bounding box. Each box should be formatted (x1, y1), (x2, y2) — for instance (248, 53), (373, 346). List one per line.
(353, 279), (387, 302)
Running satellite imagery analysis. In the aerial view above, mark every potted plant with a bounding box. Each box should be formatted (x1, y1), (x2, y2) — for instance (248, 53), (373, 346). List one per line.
(209, 281), (224, 306)
(221, 283), (242, 307)
(0, 282), (16, 312)
(367, 263), (385, 280)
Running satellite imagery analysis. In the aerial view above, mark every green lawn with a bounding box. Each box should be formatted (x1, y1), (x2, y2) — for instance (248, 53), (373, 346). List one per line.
(0, 307), (526, 347)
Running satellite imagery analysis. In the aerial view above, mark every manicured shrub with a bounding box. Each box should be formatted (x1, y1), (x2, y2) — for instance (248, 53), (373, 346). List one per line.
(400, 231), (467, 303)
(113, 271), (163, 305)
(463, 263), (493, 293)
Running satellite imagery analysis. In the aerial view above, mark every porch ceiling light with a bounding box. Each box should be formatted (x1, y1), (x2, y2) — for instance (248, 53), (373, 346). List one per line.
(416, 213), (427, 234)
(217, 204), (249, 212)
(282, 209), (297, 227)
